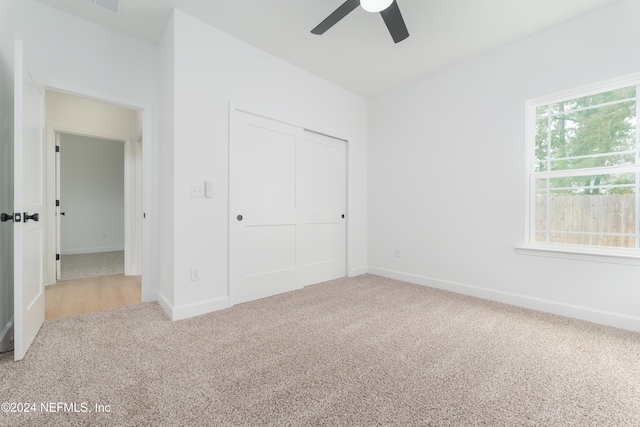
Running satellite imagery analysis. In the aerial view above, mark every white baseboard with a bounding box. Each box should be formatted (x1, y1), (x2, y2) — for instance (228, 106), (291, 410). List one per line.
(349, 266), (368, 277)
(146, 289), (159, 304)
(157, 292), (230, 321)
(156, 291), (173, 319)
(0, 317), (14, 352)
(171, 297), (230, 321)
(61, 246), (125, 255)
(140, 287), (158, 304)
(368, 266), (640, 332)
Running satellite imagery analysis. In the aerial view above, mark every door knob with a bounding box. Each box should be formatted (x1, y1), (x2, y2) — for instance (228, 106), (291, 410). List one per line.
(1, 213), (13, 222)
(24, 212), (39, 222)
(237, 215), (243, 221)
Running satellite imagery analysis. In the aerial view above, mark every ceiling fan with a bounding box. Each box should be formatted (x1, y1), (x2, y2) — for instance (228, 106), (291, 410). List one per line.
(311, 0), (409, 44)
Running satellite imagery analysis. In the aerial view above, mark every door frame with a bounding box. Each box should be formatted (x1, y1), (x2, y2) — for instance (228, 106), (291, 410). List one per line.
(48, 128), (138, 279)
(42, 82), (153, 302)
(228, 104), (350, 304)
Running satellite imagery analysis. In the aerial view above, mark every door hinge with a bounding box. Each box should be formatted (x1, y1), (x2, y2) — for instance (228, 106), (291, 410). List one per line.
(56, 254), (60, 261)
(55, 145), (60, 153)
(56, 199), (60, 207)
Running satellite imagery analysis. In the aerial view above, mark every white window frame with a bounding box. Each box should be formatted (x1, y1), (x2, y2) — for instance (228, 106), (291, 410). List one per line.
(517, 72), (640, 265)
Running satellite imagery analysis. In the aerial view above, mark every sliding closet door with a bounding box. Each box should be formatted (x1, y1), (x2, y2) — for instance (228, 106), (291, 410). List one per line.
(230, 110), (346, 305)
(301, 130), (346, 286)
(230, 111), (304, 305)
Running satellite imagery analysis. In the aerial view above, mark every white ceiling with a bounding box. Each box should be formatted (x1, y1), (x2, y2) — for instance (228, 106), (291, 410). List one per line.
(34, 0), (618, 98)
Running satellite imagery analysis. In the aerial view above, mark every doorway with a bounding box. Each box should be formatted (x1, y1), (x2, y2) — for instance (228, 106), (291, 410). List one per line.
(57, 133), (125, 280)
(44, 90), (144, 318)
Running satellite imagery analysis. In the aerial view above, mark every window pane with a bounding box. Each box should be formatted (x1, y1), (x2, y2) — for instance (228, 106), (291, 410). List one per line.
(535, 173), (636, 195)
(534, 117), (549, 172)
(535, 185), (636, 248)
(535, 85), (637, 171)
(531, 79), (640, 252)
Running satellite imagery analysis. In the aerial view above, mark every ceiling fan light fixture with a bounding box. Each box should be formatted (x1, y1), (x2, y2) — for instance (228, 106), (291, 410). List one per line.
(360, 0), (393, 13)
(311, 0), (409, 44)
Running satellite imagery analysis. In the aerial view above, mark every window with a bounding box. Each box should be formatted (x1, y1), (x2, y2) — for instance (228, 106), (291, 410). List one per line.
(526, 74), (640, 257)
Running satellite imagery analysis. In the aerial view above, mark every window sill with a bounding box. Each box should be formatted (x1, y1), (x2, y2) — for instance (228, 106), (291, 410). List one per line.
(515, 244), (640, 266)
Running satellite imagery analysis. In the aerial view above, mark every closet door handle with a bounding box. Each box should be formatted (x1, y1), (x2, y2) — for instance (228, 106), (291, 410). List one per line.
(1, 213), (13, 222)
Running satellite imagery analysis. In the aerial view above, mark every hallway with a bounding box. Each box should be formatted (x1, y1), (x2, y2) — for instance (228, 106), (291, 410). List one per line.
(45, 275), (141, 320)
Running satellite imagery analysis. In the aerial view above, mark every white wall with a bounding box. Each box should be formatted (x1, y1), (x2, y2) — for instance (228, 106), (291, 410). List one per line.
(46, 90), (141, 137)
(59, 134), (124, 255)
(157, 13), (175, 307)
(368, 0), (640, 331)
(0, 0), (15, 352)
(157, 10), (368, 320)
(15, 0), (160, 300)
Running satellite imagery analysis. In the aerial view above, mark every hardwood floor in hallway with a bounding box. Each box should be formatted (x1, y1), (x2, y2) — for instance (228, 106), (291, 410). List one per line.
(45, 275), (141, 320)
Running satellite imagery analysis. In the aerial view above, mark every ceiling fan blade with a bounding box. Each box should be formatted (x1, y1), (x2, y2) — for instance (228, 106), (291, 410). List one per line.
(311, 0), (360, 35)
(380, 1), (409, 43)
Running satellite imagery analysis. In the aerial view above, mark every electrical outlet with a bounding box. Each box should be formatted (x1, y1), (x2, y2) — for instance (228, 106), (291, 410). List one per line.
(190, 184), (204, 198)
(190, 268), (200, 281)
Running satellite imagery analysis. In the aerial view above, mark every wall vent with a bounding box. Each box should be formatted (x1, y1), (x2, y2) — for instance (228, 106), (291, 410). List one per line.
(84, 0), (121, 15)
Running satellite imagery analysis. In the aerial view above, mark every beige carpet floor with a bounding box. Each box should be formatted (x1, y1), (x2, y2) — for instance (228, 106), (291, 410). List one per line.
(1, 274), (639, 426)
(60, 251), (124, 281)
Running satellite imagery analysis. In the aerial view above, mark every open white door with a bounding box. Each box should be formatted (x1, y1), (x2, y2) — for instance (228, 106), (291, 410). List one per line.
(13, 39), (45, 361)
